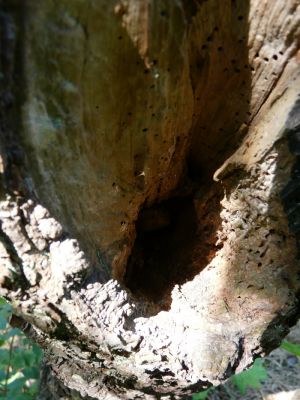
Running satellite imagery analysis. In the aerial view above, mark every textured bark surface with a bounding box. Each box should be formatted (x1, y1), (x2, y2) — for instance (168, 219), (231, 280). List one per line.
(0, 1), (300, 399)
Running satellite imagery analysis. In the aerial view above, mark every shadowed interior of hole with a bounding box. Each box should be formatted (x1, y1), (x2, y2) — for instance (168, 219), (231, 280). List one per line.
(124, 196), (198, 307)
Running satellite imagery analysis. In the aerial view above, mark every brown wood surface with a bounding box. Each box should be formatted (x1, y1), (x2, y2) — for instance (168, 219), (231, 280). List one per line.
(0, 1), (300, 398)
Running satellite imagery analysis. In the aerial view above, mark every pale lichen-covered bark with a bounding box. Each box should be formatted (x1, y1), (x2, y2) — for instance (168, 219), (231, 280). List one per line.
(0, 1), (300, 399)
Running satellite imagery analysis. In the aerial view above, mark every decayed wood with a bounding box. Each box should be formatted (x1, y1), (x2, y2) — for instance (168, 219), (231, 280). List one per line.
(0, 1), (300, 399)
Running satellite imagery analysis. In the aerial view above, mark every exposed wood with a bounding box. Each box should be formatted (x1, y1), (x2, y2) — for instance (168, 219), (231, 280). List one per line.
(0, 1), (300, 399)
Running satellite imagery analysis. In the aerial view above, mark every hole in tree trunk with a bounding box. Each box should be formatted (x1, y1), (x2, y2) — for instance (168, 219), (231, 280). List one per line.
(124, 182), (223, 309)
(121, 2), (252, 310)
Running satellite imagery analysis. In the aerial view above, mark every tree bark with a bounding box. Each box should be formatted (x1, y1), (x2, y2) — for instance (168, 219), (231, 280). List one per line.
(1, 0), (300, 399)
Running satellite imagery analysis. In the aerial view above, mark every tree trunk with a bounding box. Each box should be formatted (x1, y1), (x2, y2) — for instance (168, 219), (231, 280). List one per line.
(1, 0), (300, 398)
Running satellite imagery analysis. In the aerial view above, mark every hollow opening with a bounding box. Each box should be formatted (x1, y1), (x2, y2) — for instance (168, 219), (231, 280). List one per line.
(124, 181), (223, 309)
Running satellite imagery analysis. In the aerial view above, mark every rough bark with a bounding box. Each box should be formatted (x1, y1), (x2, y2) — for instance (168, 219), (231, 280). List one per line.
(0, 0), (300, 399)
